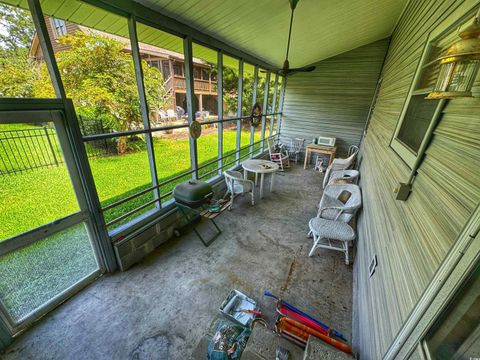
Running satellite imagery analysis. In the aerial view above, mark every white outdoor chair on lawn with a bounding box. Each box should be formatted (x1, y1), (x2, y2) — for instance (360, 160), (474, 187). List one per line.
(322, 145), (359, 188)
(267, 137), (290, 171)
(167, 109), (176, 120)
(308, 184), (362, 264)
(223, 170), (255, 210)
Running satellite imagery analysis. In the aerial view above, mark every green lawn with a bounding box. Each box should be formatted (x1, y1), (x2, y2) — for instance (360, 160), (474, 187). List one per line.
(0, 122), (267, 320)
(0, 125), (261, 240)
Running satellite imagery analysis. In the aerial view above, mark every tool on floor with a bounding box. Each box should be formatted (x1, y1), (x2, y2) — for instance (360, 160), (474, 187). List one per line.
(220, 289), (259, 327)
(264, 291), (347, 342)
(276, 317), (353, 355)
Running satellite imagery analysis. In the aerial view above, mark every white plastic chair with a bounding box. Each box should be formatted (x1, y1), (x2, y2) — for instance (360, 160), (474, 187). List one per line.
(223, 170), (255, 210)
(267, 137), (290, 171)
(322, 145), (359, 188)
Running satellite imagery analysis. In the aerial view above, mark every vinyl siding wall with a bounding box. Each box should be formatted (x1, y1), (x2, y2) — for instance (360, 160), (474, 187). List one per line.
(281, 38), (389, 157)
(354, 0), (480, 359)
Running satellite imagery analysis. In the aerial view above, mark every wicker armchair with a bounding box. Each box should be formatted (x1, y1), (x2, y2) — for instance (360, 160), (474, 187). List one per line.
(328, 169), (360, 185)
(322, 145), (359, 188)
(308, 184), (362, 264)
(289, 138), (305, 164)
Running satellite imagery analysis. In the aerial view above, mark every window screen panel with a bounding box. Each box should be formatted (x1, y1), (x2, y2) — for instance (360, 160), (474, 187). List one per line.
(397, 95), (440, 153)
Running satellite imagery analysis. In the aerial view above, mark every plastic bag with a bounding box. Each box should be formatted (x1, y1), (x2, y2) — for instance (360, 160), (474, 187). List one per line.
(207, 320), (251, 360)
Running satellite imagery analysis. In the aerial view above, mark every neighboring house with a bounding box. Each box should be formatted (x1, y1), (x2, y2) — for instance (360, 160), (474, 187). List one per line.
(29, 17), (218, 119)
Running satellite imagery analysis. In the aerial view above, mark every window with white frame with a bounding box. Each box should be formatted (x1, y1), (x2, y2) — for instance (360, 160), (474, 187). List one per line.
(51, 18), (67, 37)
(391, 9), (478, 168)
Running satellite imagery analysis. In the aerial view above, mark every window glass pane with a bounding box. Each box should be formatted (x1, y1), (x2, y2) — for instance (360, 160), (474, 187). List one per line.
(222, 119), (238, 169)
(48, 12), (143, 136)
(0, 3), (55, 98)
(197, 123), (220, 180)
(223, 55), (239, 119)
(86, 133), (156, 228)
(153, 128), (192, 203)
(0, 122), (79, 240)
(267, 75), (276, 114)
(424, 265), (480, 360)
(256, 69), (267, 113)
(397, 95), (439, 153)
(137, 22), (185, 127)
(241, 63), (255, 116)
(0, 222), (98, 322)
(240, 63), (255, 151)
(192, 43), (219, 179)
(276, 76), (284, 114)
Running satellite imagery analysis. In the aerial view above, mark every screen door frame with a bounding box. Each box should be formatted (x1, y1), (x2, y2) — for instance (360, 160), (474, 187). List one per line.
(0, 99), (112, 334)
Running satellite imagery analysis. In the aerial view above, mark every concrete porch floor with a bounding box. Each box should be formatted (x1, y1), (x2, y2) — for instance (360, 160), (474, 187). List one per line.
(3, 165), (353, 360)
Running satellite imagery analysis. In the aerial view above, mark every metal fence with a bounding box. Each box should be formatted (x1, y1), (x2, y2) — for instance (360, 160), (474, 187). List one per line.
(78, 117), (117, 158)
(0, 118), (119, 175)
(0, 127), (63, 175)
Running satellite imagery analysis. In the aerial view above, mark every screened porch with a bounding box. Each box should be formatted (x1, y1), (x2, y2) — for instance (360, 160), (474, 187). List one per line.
(0, 0), (479, 359)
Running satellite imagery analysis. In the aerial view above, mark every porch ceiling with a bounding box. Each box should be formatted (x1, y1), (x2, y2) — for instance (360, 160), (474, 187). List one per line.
(5, 0), (407, 69)
(134, 0), (407, 68)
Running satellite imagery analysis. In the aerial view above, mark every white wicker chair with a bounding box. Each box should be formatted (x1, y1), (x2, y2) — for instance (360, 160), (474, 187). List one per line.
(328, 169), (360, 185)
(267, 137), (290, 171)
(308, 184), (362, 264)
(223, 170), (255, 210)
(289, 138), (305, 164)
(317, 184), (362, 223)
(322, 145), (359, 188)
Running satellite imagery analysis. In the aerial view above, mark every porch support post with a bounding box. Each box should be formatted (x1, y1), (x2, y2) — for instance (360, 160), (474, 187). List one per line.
(250, 65), (259, 158)
(236, 60), (244, 163)
(217, 51), (224, 175)
(260, 71), (271, 152)
(270, 73), (279, 137)
(183, 36), (199, 179)
(128, 16), (160, 206)
(277, 76), (286, 140)
(27, 0), (66, 99)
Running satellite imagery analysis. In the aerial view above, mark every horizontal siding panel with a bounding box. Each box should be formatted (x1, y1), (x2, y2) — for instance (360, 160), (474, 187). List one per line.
(355, 0), (480, 359)
(281, 38), (389, 157)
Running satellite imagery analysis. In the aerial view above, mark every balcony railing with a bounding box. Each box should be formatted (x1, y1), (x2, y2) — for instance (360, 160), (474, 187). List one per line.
(164, 75), (217, 94)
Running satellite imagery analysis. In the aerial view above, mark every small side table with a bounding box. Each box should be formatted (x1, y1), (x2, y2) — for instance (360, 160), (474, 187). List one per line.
(304, 144), (337, 169)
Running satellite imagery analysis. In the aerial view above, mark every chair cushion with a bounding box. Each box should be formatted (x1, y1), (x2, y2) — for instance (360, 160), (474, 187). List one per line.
(308, 217), (355, 241)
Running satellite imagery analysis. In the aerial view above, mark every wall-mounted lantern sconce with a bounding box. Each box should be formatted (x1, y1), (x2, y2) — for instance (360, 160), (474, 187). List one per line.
(426, 13), (480, 100)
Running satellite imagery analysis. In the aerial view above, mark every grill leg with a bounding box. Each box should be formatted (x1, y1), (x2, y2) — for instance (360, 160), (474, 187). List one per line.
(176, 204), (222, 247)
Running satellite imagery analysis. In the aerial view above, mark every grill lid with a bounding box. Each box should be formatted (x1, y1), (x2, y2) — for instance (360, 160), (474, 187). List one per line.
(173, 180), (213, 208)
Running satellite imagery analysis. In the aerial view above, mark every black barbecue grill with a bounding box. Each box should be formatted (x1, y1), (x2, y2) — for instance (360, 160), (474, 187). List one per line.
(173, 180), (213, 208)
(173, 180), (221, 246)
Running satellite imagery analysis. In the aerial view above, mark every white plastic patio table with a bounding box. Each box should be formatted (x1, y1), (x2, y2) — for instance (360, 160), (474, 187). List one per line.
(241, 159), (279, 199)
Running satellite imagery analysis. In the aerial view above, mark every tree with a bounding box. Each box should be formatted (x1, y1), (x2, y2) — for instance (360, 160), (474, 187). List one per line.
(0, 4), (35, 53)
(0, 4), (38, 98)
(221, 66), (266, 120)
(0, 48), (38, 97)
(34, 32), (170, 153)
